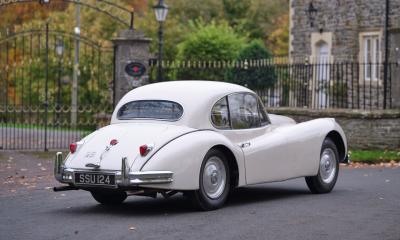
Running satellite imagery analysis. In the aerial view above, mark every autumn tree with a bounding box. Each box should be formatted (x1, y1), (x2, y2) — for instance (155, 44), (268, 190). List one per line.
(267, 13), (289, 56)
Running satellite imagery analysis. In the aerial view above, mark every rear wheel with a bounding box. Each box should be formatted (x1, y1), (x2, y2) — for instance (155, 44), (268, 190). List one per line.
(90, 191), (127, 205)
(306, 138), (339, 194)
(190, 149), (230, 211)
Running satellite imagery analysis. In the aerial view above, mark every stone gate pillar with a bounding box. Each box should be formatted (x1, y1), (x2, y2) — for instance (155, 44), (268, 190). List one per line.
(112, 29), (152, 106)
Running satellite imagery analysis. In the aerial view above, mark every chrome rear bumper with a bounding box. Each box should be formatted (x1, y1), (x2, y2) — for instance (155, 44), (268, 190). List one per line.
(54, 152), (173, 188)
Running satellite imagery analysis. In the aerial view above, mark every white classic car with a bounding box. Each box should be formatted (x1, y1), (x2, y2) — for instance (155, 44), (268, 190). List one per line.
(54, 81), (348, 210)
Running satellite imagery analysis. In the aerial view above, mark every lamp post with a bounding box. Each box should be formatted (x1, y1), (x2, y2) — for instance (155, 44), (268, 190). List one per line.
(383, 0), (390, 109)
(307, 1), (318, 28)
(71, 1), (80, 127)
(153, 0), (169, 82)
(55, 38), (64, 125)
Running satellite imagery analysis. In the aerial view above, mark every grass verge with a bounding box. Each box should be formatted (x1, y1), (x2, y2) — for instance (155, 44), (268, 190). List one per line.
(349, 150), (400, 164)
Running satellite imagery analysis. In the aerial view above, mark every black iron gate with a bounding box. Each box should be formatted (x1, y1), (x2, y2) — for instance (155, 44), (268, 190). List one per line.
(0, 24), (114, 150)
(0, 0), (140, 150)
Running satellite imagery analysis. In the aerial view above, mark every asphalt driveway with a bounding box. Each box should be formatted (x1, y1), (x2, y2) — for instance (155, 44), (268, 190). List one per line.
(0, 152), (399, 240)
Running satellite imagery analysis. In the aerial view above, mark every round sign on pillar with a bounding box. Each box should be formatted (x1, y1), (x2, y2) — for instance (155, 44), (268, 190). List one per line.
(125, 62), (146, 81)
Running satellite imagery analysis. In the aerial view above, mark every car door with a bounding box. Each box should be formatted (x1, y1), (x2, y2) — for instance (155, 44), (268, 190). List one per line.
(234, 96), (297, 184)
(212, 93), (293, 184)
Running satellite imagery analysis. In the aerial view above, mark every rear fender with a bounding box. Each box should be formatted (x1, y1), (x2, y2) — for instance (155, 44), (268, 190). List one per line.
(140, 130), (245, 190)
(296, 118), (348, 173)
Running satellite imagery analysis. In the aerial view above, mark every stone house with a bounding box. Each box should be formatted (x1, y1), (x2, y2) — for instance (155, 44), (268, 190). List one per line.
(289, 0), (400, 109)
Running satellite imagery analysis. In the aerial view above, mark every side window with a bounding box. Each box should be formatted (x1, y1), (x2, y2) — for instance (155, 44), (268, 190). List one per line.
(228, 93), (261, 129)
(211, 97), (230, 129)
(258, 99), (270, 126)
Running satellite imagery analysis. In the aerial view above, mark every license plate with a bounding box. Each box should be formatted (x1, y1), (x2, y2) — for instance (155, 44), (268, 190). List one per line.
(74, 172), (116, 186)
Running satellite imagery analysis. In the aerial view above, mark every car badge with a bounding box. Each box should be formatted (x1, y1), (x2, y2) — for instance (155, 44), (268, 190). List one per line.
(110, 139), (118, 146)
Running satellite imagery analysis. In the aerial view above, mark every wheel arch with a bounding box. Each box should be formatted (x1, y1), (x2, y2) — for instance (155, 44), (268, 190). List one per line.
(326, 130), (346, 162)
(210, 145), (239, 188)
(139, 130), (245, 190)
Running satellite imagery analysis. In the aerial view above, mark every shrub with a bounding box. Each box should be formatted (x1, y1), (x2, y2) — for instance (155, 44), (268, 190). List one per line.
(226, 39), (276, 89)
(175, 20), (245, 81)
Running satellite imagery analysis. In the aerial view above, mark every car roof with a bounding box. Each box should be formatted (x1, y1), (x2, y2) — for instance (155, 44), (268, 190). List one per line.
(111, 80), (255, 128)
(123, 80), (251, 101)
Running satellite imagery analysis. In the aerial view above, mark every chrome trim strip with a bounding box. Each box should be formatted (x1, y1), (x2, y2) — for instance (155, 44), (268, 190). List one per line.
(129, 178), (173, 184)
(129, 171), (173, 177)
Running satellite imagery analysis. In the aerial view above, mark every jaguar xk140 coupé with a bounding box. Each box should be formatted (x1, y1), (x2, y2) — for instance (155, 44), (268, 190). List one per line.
(54, 81), (348, 210)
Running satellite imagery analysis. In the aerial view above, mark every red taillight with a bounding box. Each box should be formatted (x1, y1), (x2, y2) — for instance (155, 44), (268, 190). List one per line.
(139, 144), (154, 156)
(110, 139), (118, 146)
(139, 145), (148, 156)
(69, 142), (77, 154)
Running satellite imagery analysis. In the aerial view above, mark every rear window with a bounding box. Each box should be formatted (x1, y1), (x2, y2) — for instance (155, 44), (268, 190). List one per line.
(117, 100), (183, 121)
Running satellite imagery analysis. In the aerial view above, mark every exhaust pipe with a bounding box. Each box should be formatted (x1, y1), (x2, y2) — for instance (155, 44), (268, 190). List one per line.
(53, 186), (79, 192)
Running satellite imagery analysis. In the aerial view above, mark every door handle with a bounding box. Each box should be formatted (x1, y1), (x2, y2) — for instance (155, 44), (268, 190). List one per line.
(240, 142), (251, 148)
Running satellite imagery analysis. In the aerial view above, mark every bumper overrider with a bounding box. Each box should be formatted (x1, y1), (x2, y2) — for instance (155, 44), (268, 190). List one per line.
(54, 152), (173, 189)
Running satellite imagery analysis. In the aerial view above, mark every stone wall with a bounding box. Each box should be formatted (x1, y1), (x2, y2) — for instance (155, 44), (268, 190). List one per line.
(268, 107), (400, 150)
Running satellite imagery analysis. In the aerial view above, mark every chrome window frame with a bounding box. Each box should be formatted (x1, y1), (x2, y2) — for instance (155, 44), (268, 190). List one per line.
(210, 92), (271, 130)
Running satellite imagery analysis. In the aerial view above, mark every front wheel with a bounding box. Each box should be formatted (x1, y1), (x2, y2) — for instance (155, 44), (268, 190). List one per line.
(305, 138), (339, 194)
(90, 190), (127, 205)
(190, 149), (230, 211)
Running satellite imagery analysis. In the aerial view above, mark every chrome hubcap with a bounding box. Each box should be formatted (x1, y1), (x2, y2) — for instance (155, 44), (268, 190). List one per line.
(202, 156), (226, 199)
(320, 148), (337, 184)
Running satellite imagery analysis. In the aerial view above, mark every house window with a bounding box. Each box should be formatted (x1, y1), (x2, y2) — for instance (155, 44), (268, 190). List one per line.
(362, 34), (380, 81)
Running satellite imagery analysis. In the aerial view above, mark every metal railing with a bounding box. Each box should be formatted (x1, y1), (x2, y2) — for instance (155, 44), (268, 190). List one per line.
(1, 58), (398, 150)
(0, 104), (113, 150)
(150, 59), (398, 110)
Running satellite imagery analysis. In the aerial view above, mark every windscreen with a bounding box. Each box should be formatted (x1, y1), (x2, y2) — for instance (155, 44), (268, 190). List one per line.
(117, 100), (183, 121)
